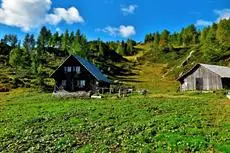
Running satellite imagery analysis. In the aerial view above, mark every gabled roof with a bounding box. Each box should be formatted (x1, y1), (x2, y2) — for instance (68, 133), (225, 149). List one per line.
(200, 63), (230, 78)
(73, 55), (110, 83)
(177, 63), (230, 81)
(50, 55), (110, 83)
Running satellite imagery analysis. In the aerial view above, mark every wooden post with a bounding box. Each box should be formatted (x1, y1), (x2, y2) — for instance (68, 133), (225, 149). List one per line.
(102, 88), (104, 95)
(123, 90), (125, 97)
(118, 89), (121, 98)
(110, 88), (112, 94)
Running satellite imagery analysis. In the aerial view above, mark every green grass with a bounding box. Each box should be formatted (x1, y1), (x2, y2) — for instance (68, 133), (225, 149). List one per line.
(117, 62), (179, 94)
(1, 48), (230, 152)
(1, 90), (230, 152)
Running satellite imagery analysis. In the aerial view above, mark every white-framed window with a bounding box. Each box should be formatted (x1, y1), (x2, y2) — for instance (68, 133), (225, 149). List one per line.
(76, 66), (80, 74)
(64, 67), (67, 73)
(72, 66), (81, 74)
(64, 66), (72, 73)
(77, 80), (85, 88)
(62, 80), (67, 87)
(67, 66), (72, 72)
(76, 66), (81, 74)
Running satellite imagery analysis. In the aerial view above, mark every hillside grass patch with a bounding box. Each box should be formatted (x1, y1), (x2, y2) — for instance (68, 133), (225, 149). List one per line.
(0, 90), (229, 152)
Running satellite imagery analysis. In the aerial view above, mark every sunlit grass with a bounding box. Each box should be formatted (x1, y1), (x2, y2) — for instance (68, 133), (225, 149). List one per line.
(0, 90), (230, 152)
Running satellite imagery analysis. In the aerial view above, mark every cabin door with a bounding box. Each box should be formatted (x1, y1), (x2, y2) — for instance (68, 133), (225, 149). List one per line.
(196, 78), (203, 91)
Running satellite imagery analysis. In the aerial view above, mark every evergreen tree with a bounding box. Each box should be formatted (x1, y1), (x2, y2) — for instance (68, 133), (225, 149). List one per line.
(75, 29), (81, 42)
(206, 23), (217, 44)
(217, 19), (230, 46)
(159, 30), (170, 47)
(51, 32), (60, 48)
(70, 32), (75, 43)
(37, 26), (50, 52)
(153, 32), (160, 45)
(145, 33), (154, 43)
(98, 41), (104, 56)
(3, 34), (18, 48)
(23, 34), (35, 53)
(127, 39), (134, 55)
(61, 30), (70, 53)
(116, 43), (125, 55)
(23, 34), (35, 65)
(31, 50), (40, 73)
(9, 48), (25, 69)
(200, 27), (210, 44)
(181, 24), (197, 45)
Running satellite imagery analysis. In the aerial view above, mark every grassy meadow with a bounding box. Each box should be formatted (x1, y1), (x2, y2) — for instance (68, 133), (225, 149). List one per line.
(1, 89), (230, 153)
(1, 59), (230, 153)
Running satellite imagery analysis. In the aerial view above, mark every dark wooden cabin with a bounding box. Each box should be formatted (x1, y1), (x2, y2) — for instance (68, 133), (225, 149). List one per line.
(178, 63), (230, 91)
(50, 55), (110, 92)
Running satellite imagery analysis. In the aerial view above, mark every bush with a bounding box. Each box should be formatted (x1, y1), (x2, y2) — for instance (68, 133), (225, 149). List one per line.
(12, 77), (23, 88)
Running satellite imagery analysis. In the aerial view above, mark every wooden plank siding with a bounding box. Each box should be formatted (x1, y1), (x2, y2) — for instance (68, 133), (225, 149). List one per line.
(51, 55), (110, 92)
(181, 65), (223, 91)
(52, 57), (97, 91)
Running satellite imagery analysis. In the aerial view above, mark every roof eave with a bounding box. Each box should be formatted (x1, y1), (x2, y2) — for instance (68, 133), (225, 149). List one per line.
(177, 64), (201, 81)
(49, 55), (72, 78)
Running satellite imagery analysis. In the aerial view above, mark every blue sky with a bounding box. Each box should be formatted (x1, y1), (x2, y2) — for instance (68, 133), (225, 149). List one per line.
(0, 0), (229, 42)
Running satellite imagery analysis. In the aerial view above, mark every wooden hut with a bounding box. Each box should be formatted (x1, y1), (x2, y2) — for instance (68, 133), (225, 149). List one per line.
(177, 63), (230, 91)
(50, 55), (110, 92)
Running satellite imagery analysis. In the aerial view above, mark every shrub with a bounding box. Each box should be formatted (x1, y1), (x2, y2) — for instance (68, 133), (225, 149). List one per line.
(12, 77), (23, 88)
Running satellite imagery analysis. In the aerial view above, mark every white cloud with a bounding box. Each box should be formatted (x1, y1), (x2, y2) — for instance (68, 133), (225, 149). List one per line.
(0, 0), (51, 31)
(195, 20), (212, 26)
(119, 25), (136, 37)
(214, 9), (230, 21)
(96, 26), (118, 36)
(195, 8), (230, 27)
(55, 27), (62, 33)
(0, 0), (84, 31)
(46, 7), (84, 25)
(96, 25), (136, 38)
(121, 5), (138, 15)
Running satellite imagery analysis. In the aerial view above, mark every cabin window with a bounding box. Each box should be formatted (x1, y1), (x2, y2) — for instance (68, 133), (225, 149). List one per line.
(67, 66), (72, 72)
(76, 66), (80, 74)
(64, 67), (67, 73)
(77, 80), (85, 88)
(73, 66), (80, 74)
(64, 66), (72, 73)
(62, 80), (67, 87)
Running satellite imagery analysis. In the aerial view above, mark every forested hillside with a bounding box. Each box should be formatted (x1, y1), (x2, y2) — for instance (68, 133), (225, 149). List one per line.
(142, 19), (230, 78)
(0, 27), (135, 90)
(0, 19), (230, 90)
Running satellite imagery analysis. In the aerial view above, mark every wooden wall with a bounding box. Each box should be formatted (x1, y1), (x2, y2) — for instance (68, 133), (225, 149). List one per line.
(180, 66), (223, 91)
(52, 56), (106, 92)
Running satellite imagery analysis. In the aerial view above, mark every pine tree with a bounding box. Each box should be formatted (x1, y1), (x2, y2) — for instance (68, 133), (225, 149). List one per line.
(3, 34), (18, 48)
(217, 19), (230, 46)
(127, 39), (134, 55)
(206, 23), (217, 44)
(9, 48), (24, 69)
(61, 30), (70, 53)
(116, 43), (125, 55)
(159, 30), (170, 47)
(153, 32), (160, 45)
(37, 26), (51, 53)
(98, 41), (104, 56)
(51, 32), (60, 48)
(23, 34), (35, 53)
